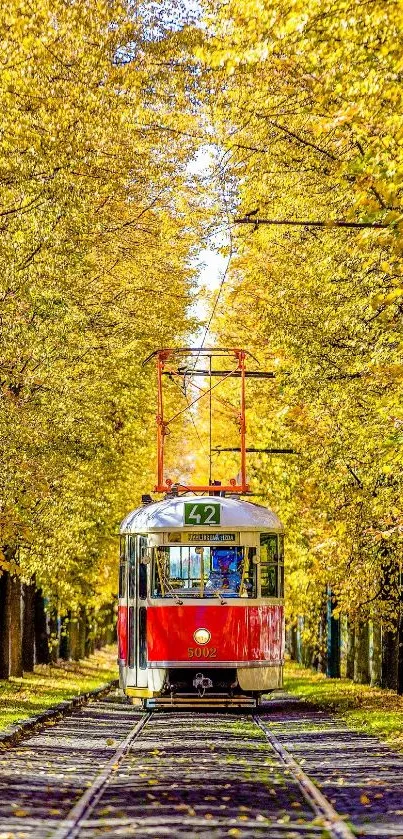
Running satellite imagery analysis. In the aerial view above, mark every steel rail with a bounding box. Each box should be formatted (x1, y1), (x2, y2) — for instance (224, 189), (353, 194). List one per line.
(51, 712), (151, 839)
(254, 714), (356, 839)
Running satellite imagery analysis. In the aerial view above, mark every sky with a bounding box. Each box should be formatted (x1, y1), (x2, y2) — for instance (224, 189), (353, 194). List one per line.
(189, 148), (229, 344)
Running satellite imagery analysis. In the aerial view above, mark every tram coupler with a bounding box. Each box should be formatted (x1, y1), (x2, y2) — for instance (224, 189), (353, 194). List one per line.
(193, 672), (213, 696)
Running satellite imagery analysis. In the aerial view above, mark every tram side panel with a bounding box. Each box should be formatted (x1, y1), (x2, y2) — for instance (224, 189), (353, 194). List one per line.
(117, 537), (128, 689)
(118, 534), (167, 696)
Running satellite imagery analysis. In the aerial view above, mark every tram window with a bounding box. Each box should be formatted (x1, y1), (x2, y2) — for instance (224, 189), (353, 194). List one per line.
(119, 563), (126, 598)
(119, 536), (127, 598)
(128, 537), (136, 599)
(261, 564), (278, 597)
(139, 537), (148, 599)
(260, 534), (279, 598)
(139, 564), (147, 599)
(260, 534), (278, 562)
(239, 548), (256, 598)
(152, 546), (254, 598)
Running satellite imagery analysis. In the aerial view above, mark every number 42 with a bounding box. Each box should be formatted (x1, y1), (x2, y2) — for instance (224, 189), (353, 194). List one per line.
(186, 504), (218, 525)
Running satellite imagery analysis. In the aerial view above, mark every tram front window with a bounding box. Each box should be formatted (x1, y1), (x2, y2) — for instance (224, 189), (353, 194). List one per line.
(152, 546), (255, 598)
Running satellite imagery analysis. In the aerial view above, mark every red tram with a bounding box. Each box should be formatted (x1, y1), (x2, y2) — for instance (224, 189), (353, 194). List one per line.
(117, 348), (285, 707)
(118, 494), (284, 707)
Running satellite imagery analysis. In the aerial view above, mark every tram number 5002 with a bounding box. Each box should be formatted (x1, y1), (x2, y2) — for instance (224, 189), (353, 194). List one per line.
(188, 647), (217, 659)
(184, 502), (220, 525)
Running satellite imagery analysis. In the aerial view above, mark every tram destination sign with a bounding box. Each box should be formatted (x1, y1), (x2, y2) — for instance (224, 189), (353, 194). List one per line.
(167, 532), (237, 544)
(184, 502), (220, 526)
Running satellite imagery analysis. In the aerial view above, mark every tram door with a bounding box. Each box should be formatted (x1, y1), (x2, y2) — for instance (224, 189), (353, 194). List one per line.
(127, 535), (148, 689)
(118, 537), (128, 689)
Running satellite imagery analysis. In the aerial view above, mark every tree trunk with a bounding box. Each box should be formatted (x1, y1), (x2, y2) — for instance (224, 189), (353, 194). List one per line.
(398, 563), (403, 695)
(78, 607), (87, 660)
(317, 605), (327, 673)
(9, 575), (22, 677)
(22, 581), (35, 672)
(48, 608), (59, 663)
(69, 616), (80, 662)
(59, 613), (71, 661)
(397, 614), (403, 695)
(289, 626), (298, 661)
(354, 620), (370, 684)
(380, 557), (399, 690)
(106, 605), (115, 645)
(296, 615), (303, 664)
(371, 621), (382, 687)
(302, 643), (314, 668)
(326, 587), (340, 678)
(34, 588), (50, 664)
(346, 620), (355, 680)
(0, 570), (10, 679)
(85, 609), (94, 657)
(381, 627), (398, 690)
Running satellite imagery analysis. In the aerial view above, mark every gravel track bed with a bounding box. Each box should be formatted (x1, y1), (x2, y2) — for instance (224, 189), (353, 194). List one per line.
(258, 698), (403, 837)
(0, 692), (402, 838)
(80, 711), (323, 838)
(0, 696), (142, 839)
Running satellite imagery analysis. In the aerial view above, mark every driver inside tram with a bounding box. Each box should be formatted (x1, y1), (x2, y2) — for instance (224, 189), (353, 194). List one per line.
(205, 548), (242, 595)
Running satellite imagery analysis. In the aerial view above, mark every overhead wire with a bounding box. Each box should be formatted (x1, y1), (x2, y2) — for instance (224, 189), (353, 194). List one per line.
(170, 374), (209, 459)
(189, 159), (235, 480)
(197, 193), (234, 354)
(197, 238), (234, 354)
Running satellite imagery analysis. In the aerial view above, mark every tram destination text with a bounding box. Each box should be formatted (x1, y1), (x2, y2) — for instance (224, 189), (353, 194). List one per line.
(167, 532), (237, 544)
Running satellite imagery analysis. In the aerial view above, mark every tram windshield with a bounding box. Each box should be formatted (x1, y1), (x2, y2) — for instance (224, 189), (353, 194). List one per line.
(152, 546), (255, 598)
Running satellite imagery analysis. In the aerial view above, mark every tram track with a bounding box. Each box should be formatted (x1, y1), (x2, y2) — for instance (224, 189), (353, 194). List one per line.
(51, 712), (151, 839)
(253, 714), (355, 839)
(50, 707), (328, 839)
(0, 691), (402, 838)
(51, 707), (357, 839)
(50, 706), (358, 839)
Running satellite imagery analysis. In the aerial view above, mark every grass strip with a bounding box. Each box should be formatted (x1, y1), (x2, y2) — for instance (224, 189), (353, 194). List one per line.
(284, 661), (403, 752)
(0, 646), (118, 733)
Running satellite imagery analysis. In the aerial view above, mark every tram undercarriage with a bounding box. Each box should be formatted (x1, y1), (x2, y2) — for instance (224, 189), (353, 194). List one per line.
(124, 663), (283, 709)
(144, 668), (259, 708)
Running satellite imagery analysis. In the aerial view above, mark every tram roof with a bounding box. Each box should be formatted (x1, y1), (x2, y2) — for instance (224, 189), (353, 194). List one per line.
(120, 495), (283, 534)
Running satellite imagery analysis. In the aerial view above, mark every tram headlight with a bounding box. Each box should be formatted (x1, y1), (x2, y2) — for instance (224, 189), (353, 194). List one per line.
(193, 628), (211, 645)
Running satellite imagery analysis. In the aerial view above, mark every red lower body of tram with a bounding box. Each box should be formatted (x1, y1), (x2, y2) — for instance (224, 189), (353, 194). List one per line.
(118, 601), (284, 707)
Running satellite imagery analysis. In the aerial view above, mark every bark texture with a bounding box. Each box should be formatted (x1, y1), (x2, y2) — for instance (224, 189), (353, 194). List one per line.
(9, 575), (22, 677)
(22, 581), (36, 672)
(346, 620), (355, 680)
(34, 588), (50, 664)
(371, 621), (382, 687)
(354, 620), (370, 684)
(0, 570), (10, 679)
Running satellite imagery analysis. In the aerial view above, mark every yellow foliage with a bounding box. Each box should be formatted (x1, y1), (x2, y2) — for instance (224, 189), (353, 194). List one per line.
(0, 0), (206, 613)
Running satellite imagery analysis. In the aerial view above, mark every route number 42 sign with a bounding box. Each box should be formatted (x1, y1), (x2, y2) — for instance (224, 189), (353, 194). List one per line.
(184, 502), (221, 526)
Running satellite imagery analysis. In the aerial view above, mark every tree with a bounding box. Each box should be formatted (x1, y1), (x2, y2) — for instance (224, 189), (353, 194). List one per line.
(196, 0), (403, 685)
(0, 0), (206, 671)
